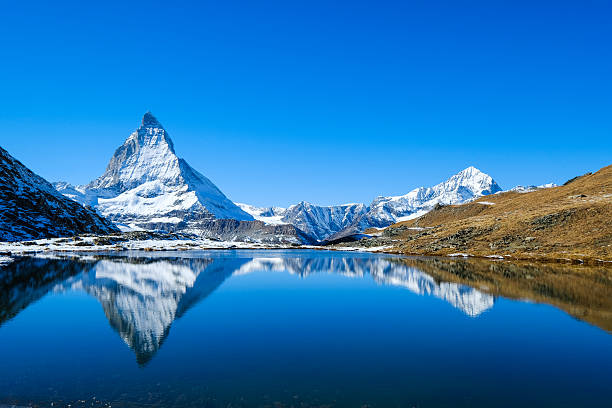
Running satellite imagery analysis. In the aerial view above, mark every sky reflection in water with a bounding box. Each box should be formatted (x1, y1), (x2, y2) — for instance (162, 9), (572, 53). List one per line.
(0, 250), (610, 408)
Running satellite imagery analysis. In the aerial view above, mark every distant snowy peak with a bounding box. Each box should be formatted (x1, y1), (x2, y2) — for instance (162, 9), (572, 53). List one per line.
(321, 166), (502, 240)
(236, 201), (368, 241)
(236, 203), (287, 225)
(55, 112), (253, 232)
(88, 112), (180, 192)
(506, 183), (557, 193)
(373, 166), (501, 208)
(236, 167), (501, 242)
(363, 166), (502, 225)
(282, 201), (367, 241)
(141, 111), (164, 128)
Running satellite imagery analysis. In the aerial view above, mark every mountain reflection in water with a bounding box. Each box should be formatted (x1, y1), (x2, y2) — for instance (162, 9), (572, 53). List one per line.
(0, 251), (610, 366)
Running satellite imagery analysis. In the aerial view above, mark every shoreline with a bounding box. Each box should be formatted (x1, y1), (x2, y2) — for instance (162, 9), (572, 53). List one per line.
(1, 237), (611, 267)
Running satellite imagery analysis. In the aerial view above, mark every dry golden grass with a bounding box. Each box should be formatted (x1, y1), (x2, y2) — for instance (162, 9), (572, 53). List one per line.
(382, 164), (612, 263)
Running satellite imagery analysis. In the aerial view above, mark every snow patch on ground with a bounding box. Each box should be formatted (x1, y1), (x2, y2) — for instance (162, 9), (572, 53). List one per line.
(0, 237), (299, 254)
(505, 183), (557, 194)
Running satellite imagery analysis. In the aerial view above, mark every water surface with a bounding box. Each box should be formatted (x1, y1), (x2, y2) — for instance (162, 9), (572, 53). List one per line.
(0, 250), (610, 407)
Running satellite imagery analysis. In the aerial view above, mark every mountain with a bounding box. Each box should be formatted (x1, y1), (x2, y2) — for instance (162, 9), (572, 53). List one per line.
(0, 146), (118, 242)
(280, 202), (368, 241)
(348, 166), (502, 231)
(238, 202), (367, 241)
(350, 165), (612, 262)
(238, 167), (501, 242)
(235, 203), (288, 225)
(54, 112), (254, 233)
(507, 183), (557, 193)
(49, 113), (499, 244)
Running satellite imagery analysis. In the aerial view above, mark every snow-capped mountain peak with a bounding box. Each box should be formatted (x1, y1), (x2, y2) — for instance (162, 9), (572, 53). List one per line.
(351, 166), (502, 230)
(441, 166), (500, 198)
(88, 112), (180, 192)
(321, 166), (501, 240)
(141, 111), (164, 129)
(54, 113), (253, 231)
(235, 166), (502, 242)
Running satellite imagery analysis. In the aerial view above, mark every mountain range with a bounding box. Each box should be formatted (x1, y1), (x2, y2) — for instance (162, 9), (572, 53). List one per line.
(53, 113), (311, 244)
(237, 166), (502, 241)
(2, 112), (503, 243)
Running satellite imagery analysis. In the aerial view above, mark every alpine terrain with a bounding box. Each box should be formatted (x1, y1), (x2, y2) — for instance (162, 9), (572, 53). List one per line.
(55, 112), (252, 230)
(53, 113), (314, 244)
(0, 146), (118, 241)
(238, 166), (502, 242)
(343, 164), (612, 263)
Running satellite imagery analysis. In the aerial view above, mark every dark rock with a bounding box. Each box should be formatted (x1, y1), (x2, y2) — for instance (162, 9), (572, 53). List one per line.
(0, 146), (118, 242)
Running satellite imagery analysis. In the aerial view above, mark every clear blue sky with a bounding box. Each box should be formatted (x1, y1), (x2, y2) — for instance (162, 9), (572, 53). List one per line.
(0, 0), (610, 207)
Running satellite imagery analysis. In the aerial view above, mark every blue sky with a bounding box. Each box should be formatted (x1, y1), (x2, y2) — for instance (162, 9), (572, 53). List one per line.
(0, 0), (610, 207)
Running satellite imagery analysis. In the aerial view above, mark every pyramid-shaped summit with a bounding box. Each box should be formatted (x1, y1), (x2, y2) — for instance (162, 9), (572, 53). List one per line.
(55, 113), (253, 232)
(141, 111), (163, 128)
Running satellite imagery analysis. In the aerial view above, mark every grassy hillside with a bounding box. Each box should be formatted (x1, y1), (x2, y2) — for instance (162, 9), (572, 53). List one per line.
(364, 164), (612, 263)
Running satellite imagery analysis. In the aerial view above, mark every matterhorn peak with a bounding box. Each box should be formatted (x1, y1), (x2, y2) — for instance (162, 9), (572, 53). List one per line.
(459, 165), (480, 174)
(141, 111), (163, 129)
(54, 113), (253, 230)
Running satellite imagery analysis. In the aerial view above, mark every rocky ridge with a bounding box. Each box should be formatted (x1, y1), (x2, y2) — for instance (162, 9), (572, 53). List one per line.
(0, 146), (118, 241)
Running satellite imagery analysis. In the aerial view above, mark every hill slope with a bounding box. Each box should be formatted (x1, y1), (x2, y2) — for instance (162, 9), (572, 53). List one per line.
(357, 164), (612, 262)
(0, 147), (118, 241)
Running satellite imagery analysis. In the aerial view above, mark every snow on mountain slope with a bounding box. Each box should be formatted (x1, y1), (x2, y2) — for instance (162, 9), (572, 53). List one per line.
(236, 203), (288, 225)
(330, 166), (502, 239)
(0, 146), (118, 242)
(54, 113), (253, 232)
(236, 201), (368, 241)
(237, 167), (502, 242)
(506, 183), (557, 193)
(281, 202), (367, 241)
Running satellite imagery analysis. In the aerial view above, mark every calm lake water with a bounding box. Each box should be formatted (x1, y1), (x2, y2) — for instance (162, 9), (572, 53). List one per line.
(0, 250), (610, 408)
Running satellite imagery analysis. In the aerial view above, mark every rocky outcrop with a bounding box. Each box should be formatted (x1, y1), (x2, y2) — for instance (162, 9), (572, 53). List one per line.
(0, 146), (118, 242)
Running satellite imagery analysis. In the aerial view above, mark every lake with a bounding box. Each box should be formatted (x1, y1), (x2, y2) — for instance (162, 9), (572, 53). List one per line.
(0, 250), (610, 407)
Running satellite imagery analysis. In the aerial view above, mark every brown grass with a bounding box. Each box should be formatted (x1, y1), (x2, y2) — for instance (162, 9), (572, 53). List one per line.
(381, 164), (612, 263)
